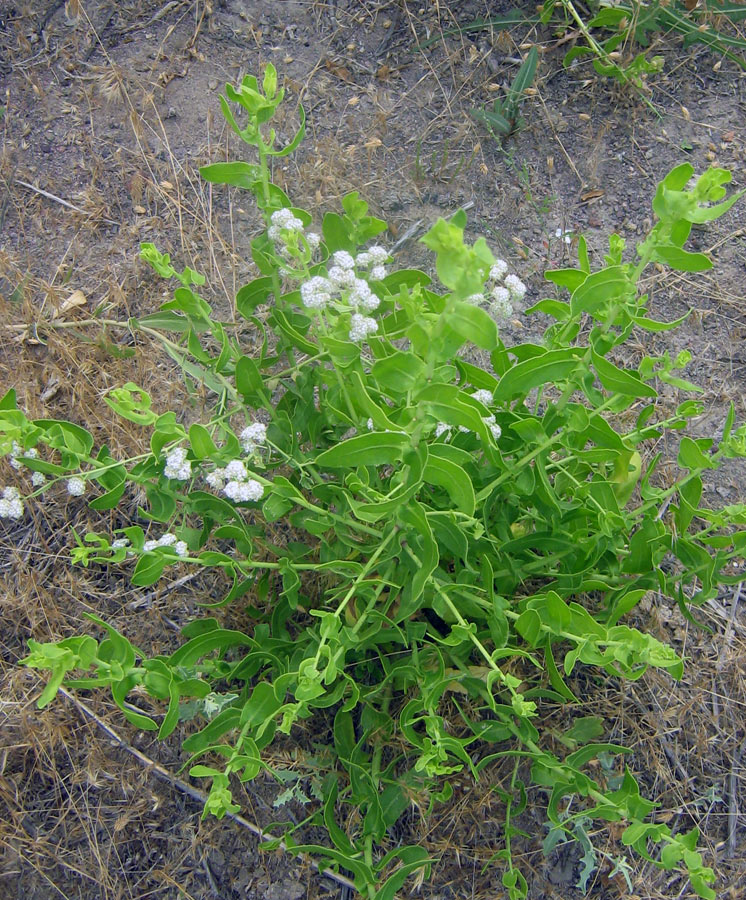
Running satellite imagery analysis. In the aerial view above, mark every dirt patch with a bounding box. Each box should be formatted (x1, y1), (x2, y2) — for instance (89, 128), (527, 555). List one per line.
(2, 1), (746, 898)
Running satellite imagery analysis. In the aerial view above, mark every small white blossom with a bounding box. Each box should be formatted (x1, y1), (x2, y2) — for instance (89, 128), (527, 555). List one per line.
(224, 459), (248, 482)
(369, 265), (387, 281)
(484, 415), (502, 441)
(271, 208), (303, 232)
(164, 446), (191, 481)
(349, 313), (378, 342)
(0, 486), (23, 519)
(306, 231), (321, 249)
(328, 265), (357, 287)
(504, 274), (527, 301)
(368, 245), (389, 265)
(489, 259), (509, 282)
(111, 538), (130, 549)
(434, 423), (451, 438)
(555, 228), (572, 245)
(174, 540), (189, 557)
(356, 251), (372, 267)
(240, 422), (267, 453)
(66, 476), (86, 497)
(143, 539), (159, 552)
(466, 293), (485, 305)
(223, 479), (263, 502)
(31, 471), (46, 487)
(268, 224), (281, 242)
(367, 418), (375, 431)
(490, 286), (513, 319)
(9, 457), (21, 470)
(333, 250), (355, 270)
(158, 532), (177, 547)
(458, 425), (471, 434)
(205, 468), (226, 489)
(471, 389), (494, 407)
(301, 275), (332, 310)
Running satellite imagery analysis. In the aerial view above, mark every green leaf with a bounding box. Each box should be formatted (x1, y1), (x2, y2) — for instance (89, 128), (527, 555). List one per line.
(189, 424), (217, 459)
(315, 431), (409, 468)
(199, 161), (260, 189)
(236, 276), (274, 317)
(591, 351), (657, 398)
(372, 352), (425, 392)
(446, 301), (499, 350)
(493, 349), (583, 401)
(653, 244), (712, 272)
(422, 454), (475, 516)
(678, 437), (716, 470)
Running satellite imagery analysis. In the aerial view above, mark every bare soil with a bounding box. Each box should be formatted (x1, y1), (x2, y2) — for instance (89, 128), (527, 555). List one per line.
(1, 2), (746, 899)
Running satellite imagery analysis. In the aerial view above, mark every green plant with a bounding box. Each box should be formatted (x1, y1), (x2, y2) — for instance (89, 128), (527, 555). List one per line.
(471, 47), (539, 144)
(7, 65), (746, 900)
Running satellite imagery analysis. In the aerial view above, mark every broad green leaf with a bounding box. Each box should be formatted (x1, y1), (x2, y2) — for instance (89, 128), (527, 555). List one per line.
(653, 245), (712, 272)
(315, 431), (409, 468)
(445, 301), (499, 350)
(591, 351), (657, 398)
(189, 424), (217, 459)
(422, 454), (475, 516)
(199, 161), (260, 189)
(372, 351), (425, 392)
(493, 349), (583, 401)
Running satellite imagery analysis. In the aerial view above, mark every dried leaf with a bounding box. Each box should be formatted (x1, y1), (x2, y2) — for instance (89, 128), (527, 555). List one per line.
(54, 289), (87, 317)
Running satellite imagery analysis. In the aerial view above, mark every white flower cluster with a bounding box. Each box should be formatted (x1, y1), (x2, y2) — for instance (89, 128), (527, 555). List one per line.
(298, 245), (390, 342)
(8, 442), (46, 486)
(0, 485), (23, 520)
(205, 459), (264, 503)
(267, 208), (320, 263)
(164, 446), (191, 481)
(240, 422), (267, 454)
(9, 441), (37, 470)
(67, 476), (86, 497)
(468, 258), (527, 321)
(143, 532), (188, 557)
(349, 312), (378, 342)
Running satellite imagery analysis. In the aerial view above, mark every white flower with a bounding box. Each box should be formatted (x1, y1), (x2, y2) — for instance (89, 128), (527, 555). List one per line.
(224, 459), (248, 481)
(268, 224), (281, 243)
(349, 279), (380, 311)
(240, 422), (267, 453)
(484, 414), (502, 441)
(369, 265), (387, 281)
(333, 250), (355, 270)
(328, 265), (356, 287)
(158, 532), (177, 547)
(356, 251), (372, 267)
(301, 275), (332, 310)
(271, 208), (303, 232)
(111, 538), (130, 549)
(205, 468), (226, 489)
(174, 540), (189, 557)
(434, 423), (451, 438)
(490, 286), (513, 319)
(31, 471), (46, 487)
(458, 425), (470, 433)
(144, 539), (159, 552)
(164, 446), (191, 481)
(555, 228), (572, 245)
(367, 418), (375, 431)
(349, 313), (378, 342)
(66, 476), (86, 497)
(306, 231), (321, 249)
(368, 245), (389, 265)
(466, 293), (485, 305)
(223, 479), (263, 502)
(0, 486), (23, 519)
(471, 389), (494, 407)
(489, 259), (509, 282)
(504, 274), (527, 301)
